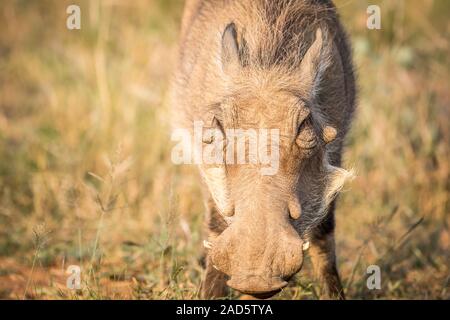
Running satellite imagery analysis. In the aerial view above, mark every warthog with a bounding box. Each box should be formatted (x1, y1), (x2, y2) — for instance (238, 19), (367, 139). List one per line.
(171, 0), (356, 299)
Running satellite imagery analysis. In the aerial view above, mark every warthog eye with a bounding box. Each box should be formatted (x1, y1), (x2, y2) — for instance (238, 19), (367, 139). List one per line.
(296, 117), (317, 150)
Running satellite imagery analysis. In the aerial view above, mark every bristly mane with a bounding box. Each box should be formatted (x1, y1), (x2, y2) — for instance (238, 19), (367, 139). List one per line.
(230, 0), (338, 70)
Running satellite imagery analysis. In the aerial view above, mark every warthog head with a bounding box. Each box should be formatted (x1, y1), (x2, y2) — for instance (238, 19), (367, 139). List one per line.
(200, 23), (353, 298)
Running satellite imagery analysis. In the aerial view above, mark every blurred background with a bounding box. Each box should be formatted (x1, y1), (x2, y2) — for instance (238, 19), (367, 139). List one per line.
(0, 0), (448, 299)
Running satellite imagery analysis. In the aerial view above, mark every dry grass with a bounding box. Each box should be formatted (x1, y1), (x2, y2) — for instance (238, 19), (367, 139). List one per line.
(0, 0), (448, 299)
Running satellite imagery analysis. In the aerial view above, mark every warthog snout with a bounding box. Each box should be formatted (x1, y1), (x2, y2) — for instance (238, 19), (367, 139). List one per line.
(209, 205), (305, 297)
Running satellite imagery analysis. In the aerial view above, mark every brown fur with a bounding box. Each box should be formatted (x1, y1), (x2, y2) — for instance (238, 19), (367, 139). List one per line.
(171, 0), (356, 299)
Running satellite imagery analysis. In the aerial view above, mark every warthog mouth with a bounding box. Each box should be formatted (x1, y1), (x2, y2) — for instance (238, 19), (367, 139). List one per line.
(226, 275), (289, 298)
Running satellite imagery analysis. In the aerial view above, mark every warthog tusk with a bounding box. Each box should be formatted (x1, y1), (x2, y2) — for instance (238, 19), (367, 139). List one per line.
(203, 240), (213, 249)
(302, 241), (310, 251)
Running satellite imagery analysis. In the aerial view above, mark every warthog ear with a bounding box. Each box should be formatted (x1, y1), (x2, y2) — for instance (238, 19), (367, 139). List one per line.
(221, 23), (241, 74)
(298, 28), (330, 100)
